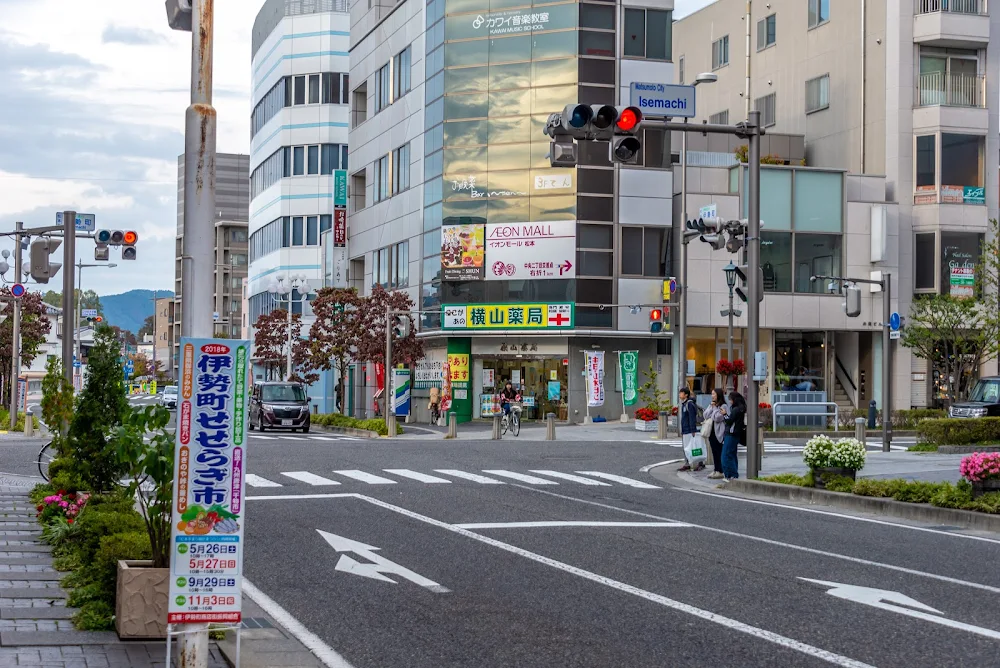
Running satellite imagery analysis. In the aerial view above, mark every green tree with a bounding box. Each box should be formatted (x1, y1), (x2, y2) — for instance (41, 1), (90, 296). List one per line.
(40, 357), (74, 449)
(137, 315), (156, 339)
(68, 325), (130, 491)
(42, 290), (103, 321)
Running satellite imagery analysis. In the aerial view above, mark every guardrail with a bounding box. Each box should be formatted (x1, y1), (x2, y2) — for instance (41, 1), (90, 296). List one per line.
(916, 0), (987, 14)
(772, 401), (840, 432)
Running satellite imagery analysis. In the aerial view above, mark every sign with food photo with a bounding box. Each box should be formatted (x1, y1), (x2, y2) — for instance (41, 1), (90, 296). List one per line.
(441, 223), (485, 280)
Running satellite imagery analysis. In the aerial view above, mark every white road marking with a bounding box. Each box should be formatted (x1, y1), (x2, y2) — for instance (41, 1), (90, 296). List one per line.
(455, 521), (690, 529)
(640, 459), (684, 473)
(482, 470), (559, 485)
(528, 470), (611, 486)
(309, 436), (339, 441)
(333, 470), (398, 485)
(281, 472), (342, 486)
(250, 435), (276, 440)
(318, 530), (450, 593)
(434, 470), (505, 484)
(574, 471), (660, 489)
(383, 469), (452, 484)
(245, 474), (282, 488)
(243, 578), (355, 668)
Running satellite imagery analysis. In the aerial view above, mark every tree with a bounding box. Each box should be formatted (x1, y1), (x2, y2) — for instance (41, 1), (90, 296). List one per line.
(43, 290), (102, 320)
(309, 288), (363, 413)
(352, 285), (423, 366)
(110, 325), (137, 347)
(40, 357), (74, 451)
(252, 309), (315, 383)
(131, 353), (152, 378)
(68, 325), (130, 491)
(0, 288), (51, 404)
(137, 314), (156, 339)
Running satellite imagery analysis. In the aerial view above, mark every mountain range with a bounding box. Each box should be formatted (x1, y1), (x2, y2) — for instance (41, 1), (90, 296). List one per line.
(101, 290), (174, 336)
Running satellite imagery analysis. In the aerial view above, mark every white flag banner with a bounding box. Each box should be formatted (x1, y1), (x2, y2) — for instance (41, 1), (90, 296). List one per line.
(586, 351), (605, 407)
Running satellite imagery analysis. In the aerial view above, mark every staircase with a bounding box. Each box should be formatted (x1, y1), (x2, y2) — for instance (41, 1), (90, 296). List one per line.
(833, 375), (855, 418)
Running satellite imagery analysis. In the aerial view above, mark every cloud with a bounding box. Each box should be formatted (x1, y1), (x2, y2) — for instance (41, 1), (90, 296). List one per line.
(0, 170), (134, 218)
(101, 25), (167, 46)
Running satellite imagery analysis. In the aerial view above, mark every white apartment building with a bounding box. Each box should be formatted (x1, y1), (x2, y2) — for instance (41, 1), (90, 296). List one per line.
(249, 0), (351, 409)
(674, 0), (999, 411)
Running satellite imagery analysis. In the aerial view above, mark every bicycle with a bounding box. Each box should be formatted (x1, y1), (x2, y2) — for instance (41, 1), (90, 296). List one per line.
(37, 439), (150, 488)
(429, 402), (441, 426)
(500, 402), (521, 437)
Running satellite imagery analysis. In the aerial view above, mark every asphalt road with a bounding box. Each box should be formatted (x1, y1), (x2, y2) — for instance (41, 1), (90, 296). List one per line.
(240, 431), (1000, 668)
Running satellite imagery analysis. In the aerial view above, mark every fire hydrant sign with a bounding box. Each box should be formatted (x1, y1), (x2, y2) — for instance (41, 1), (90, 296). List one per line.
(168, 338), (250, 624)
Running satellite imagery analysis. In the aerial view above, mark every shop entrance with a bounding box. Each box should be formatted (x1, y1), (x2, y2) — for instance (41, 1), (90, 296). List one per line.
(481, 358), (568, 421)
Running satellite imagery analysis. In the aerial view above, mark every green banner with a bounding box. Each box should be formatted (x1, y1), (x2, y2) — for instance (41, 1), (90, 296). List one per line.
(620, 351), (639, 407)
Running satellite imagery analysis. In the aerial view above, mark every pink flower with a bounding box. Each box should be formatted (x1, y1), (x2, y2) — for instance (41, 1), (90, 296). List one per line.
(58, 501), (68, 508)
(960, 452), (1000, 483)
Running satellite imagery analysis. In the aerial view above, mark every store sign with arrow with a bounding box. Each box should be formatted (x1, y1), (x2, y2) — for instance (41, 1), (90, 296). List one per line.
(484, 220), (577, 281)
(800, 578), (1000, 641)
(318, 530), (450, 593)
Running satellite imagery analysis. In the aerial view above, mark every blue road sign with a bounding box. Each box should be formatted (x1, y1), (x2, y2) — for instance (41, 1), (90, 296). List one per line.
(55, 212), (96, 232)
(889, 312), (900, 331)
(629, 82), (696, 118)
(10, 283), (25, 298)
(73, 361), (81, 369)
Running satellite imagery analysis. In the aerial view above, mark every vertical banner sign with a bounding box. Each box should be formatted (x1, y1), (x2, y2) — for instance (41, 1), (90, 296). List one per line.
(392, 368), (411, 416)
(16, 378), (26, 413)
(168, 338), (250, 624)
(586, 351), (605, 407)
(619, 352), (639, 406)
(333, 170), (348, 207)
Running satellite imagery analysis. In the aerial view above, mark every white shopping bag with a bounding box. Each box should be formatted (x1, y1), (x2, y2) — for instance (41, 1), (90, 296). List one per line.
(683, 433), (709, 466)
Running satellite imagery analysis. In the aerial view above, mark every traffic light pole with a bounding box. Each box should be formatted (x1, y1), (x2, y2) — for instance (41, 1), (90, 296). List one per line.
(61, 211), (75, 393)
(745, 111), (763, 479)
(385, 306), (395, 439)
(9, 222), (22, 430)
(676, 118), (689, 409)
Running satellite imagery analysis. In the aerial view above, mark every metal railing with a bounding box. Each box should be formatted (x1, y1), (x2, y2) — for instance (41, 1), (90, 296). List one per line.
(772, 401), (840, 432)
(916, 0), (987, 14)
(916, 71), (986, 108)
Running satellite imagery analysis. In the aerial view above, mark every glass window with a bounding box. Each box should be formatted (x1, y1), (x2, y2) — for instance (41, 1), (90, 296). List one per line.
(292, 217), (304, 246)
(293, 146), (304, 176)
(623, 9), (645, 57)
(642, 227), (665, 277)
(645, 10), (672, 60)
(393, 143), (410, 194)
(422, 256), (441, 284)
(621, 227), (643, 274)
(775, 331), (826, 392)
(742, 167), (792, 230)
(915, 233), (936, 290)
(444, 93), (488, 120)
(376, 63), (391, 112)
(393, 47), (411, 98)
(322, 73), (336, 104)
(755, 92), (776, 127)
(445, 66), (488, 94)
(490, 35), (531, 65)
(282, 217), (290, 247)
(757, 14), (776, 50)
(794, 171), (841, 232)
(578, 224), (612, 249)
(794, 234), (841, 293)
(941, 232), (982, 297)
(307, 145), (319, 175)
(580, 4), (614, 29)
(760, 232), (792, 292)
(941, 133), (984, 188)
(916, 135), (935, 188)
(712, 35), (729, 70)
(396, 241), (409, 287)
(322, 144), (337, 175)
(293, 75), (306, 105)
(580, 31), (615, 57)
(805, 74), (829, 113)
(710, 110), (729, 125)
(306, 216), (318, 246)
(532, 31), (576, 60)
(423, 228), (441, 258)
(308, 74), (320, 104)
(375, 155), (390, 201)
(445, 40), (489, 68)
(808, 0), (829, 28)
(320, 215), (331, 233)
(577, 251), (612, 276)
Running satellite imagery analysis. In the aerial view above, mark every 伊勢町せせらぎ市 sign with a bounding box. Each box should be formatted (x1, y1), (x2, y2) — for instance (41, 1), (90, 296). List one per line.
(443, 304), (574, 330)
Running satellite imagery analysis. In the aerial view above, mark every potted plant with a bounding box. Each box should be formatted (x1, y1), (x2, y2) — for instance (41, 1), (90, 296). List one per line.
(803, 435), (866, 488)
(112, 406), (175, 640)
(634, 407), (659, 431)
(731, 359), (746, 392)
(635, 362), (671, 431)
(715, 359), (733, 392)
(960, 452), (1000, 498)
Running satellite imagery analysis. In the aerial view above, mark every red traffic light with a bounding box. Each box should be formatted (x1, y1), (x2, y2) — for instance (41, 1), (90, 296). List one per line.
(616, 107), (642, 132)
(95, 316), (103, 323)
(649, 308), (662, 321)
(123, 231), (138, 245)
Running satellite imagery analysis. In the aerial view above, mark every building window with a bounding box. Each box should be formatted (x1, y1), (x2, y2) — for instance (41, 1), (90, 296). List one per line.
(375, 247), (389, 287)
(293, 75), (306, 105)
(229, 228), (247, 243)
(808, 0), (829, 28)
(620, 227), (665, 277)
(941, 133), (984, 189)
(916, 135), (935, 188)
(709, 110), (729, 125)
(375, 155), (390, 201)
(292, 217), (304, 246)
(756, 14), (776, 50)
(375, 63), (391, 113)
(794, 234), (841, 293)
(307, 216), (319, 246)
(805, 74), (829, 113)
(251, 78), (286, 139)
(392, 144), (410, 195)
(395, 241), (409, 288)
(918, 47), (981, 107)
(760, 232), (792, 292)
(351, 170), (366, 212)
(352, 82), (368, 128)
(678, 56), (684, 84)
(307, 145), (319, 175)
(250, 148), (284, 200)
(755, 92), (776, 127)
(712, 35), (729, 70)
(293, 146), (305, 176)
(775, 331), (826, 392)
(915, 233), (936, 290)
(231, 253), (248, 266)
(308, 74), (320, 104)
(941, 232), (983, 297)
(623, 8), (672, 60)
(393, 47), (411, 99)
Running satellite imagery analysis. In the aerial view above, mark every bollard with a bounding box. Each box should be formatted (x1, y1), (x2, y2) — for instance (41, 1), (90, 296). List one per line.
(855, 417), (866, 443)
(657, 411), (668, 440)
(23, 416), (32, 437)
(492, 414), (501, 439)
(447, 412), (458, 439)
(545, 412), (556, 440)
(867, 399), (877, 430)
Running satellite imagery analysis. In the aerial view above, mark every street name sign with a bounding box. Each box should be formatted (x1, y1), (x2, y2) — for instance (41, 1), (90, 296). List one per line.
(82, 308), (98, 318)
(318, 529), (449, 593)
(630, 83), (696, 118)
(55, 212), (96, 232)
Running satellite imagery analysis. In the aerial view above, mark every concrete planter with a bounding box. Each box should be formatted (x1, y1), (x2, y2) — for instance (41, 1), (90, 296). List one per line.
(812, 467), (857, 489)
(634, 419), (658, 432)
(972, 478), (1000, 499)
(116, 560), (168, 640)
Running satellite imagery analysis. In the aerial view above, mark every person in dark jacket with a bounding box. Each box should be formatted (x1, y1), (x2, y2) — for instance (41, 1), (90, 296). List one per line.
(722, 391), (747, 480)
(677, 387), (703, 472)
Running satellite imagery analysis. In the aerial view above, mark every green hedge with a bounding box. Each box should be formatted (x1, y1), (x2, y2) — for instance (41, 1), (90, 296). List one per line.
(312, 412), (402, 436)
(837, 408), (946, 430)
(916, 417), (1000, 446)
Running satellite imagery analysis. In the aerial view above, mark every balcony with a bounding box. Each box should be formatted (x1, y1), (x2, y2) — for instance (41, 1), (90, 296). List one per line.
(914, 0), (990, 46)
(916, 71), (986, 107)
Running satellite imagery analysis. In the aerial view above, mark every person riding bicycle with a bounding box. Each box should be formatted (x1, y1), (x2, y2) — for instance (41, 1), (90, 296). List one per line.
(499, 381), (520, 418)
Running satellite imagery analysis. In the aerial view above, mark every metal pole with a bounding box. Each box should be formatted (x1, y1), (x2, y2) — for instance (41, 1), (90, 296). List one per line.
(385, 306), (395, 438)
(285, 301), (293, 380)
(151, 289), (158, 373)
(76, 260), (83, 377)
(179, 1), (215, 664)
(745, 0), (752, 120)
(882, 273), (892, 452)
(9, 223), (22, 430)
(61, 212), (75, 392)
(745, 112), (762, 479)
(677, 118), (689, 410)
(727, 286), (735, 364)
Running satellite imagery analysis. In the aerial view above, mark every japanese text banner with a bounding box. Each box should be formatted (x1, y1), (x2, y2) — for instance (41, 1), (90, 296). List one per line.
(443, 303), (574, 329)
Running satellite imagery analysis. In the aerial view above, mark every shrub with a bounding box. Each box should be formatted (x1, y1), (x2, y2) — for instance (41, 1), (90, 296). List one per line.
(959, 452), (1000, 483)
(634, 407), (658, 422)
(823, 476), (856, 493)
(891, 481), (949, 504)
(46, 457), (74, 483)
(759, 473), (810, 486)
(91, 532), (152, 595)
(29, 483), (55, 505)
(53, 553), (82, 573)
(802, 435), (836, 469)
(73, 508), (146, 563)
(930, 480), (975, 510)
(67, 582), (106, 608)
(852, 478), (902, 498)
(73, 601), (115, 631)
(313, 413), (402, 435)
(917, 417), (1000, 446)
(970, 492), (1000, 514)
(893, 409), (946, 429)
(907, 443), (939, 452)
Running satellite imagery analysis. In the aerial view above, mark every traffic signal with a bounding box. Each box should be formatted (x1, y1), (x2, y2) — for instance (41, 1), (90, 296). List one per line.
(649, 308), (664, 334)
(29, 238), (62, 284)
(392, 314), (411, 338)
(844, 285), (861, 317)
(611, 106), (643, 165)
(85, 315), (104, 324)
(122, 230), (138, 260)
(94, 245), (110, 261)
(733, 264), (764, 303)
(692, 217), (726, 251)
(96, 230), (112, 244)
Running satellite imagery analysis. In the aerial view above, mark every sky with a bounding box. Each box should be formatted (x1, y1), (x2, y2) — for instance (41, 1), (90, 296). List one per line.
(0, 0), (713, 297)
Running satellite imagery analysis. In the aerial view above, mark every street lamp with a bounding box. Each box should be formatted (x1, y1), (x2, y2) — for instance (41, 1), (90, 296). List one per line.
(267, 274), (311, 380)
(676, 72), (719, 404)
(721, 263), (743, 365)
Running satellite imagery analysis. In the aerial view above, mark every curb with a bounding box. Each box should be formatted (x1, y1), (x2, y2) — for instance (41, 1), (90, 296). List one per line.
(725, 479), (1000, 533)
(938, 445), (1000, 455)
(314, 425), (380, 439)
(763, 430), (919, 438)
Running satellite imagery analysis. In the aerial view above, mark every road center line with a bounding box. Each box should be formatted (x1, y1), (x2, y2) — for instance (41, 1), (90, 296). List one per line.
(454, 521), (691, 529)
(350, 494), (874, 668)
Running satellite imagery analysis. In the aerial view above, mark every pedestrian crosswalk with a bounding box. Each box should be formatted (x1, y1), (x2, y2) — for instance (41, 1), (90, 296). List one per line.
(649, 439), (914, 453)
(244, 468), (661, 490)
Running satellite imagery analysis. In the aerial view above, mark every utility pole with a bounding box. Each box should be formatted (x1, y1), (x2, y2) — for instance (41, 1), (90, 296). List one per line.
(385, 306), (395, 438)
(746, 111), (763, 479)
(151, 289), (158, 373)
(76, 260), (83, 374)
(9, 223), (22, 430)
(61, 212), (75, 392)
(676, 118), (689, 406)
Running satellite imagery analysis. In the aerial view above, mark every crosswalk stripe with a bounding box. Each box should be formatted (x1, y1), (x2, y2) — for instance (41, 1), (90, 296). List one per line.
(333, 470), (397, 484)
(528, 470), (611, 486)
(575, 472), (660, 489)
(434, 470), (505, 484)
(383, 469), (451, 483)
(280, 472), (341, 486)
(250, 435), (276, 440)
(339, 436), (362, 441)
(245, 474), (282, 488)
(482, 470), (559, 485)
(308, 436), (338, 441)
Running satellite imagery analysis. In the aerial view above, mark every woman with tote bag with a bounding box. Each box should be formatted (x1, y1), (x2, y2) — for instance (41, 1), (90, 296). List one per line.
(701, 388), (728, 480)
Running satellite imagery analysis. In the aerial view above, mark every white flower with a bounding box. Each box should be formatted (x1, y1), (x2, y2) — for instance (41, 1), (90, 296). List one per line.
(828, 437), (867, 471)
(803, 434), (835, 469)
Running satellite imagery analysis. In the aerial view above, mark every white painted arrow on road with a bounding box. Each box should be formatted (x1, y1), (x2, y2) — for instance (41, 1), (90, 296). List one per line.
(318, 530), (450, 593)
(800, 578), (1000, 641)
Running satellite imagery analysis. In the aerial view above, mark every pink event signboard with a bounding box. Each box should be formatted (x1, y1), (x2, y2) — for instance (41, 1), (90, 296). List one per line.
(168, 338), (250, 624)
(485, 221), (576, 281)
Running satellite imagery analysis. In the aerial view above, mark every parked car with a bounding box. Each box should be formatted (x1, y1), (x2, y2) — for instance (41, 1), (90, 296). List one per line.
(159, 385), (178, 410)
(949, 376), (1000, 418)
(249, 382), (311, 432)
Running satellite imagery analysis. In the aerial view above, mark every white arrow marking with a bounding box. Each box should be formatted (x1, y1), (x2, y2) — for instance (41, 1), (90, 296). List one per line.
(800, 578), (1000, 641)
(318, 530), (450, 593)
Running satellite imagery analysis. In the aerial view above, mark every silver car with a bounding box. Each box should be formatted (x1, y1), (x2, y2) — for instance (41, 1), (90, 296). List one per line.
(159, 385), (178, 410)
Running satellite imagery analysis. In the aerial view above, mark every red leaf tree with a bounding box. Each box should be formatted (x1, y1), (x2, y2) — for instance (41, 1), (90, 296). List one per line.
(0, 288), (52, 405)
(252, 309), (316, 383)
(308, 288), (363, 414)
(352, 285), (424, 366)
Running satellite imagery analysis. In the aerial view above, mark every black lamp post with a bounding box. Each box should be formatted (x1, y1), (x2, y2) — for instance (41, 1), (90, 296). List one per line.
(722, 263), (741, 364)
